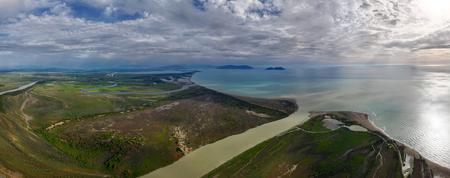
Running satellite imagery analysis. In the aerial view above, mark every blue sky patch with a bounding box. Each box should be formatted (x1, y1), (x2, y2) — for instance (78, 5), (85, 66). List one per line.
(0, 33), (8, 38)
(31, 7), (52, 16)
(251, 0), (282, 17)
(249, 6), (281, 18)
(66, 1), (142, 22)
(193, 0), (207, 11)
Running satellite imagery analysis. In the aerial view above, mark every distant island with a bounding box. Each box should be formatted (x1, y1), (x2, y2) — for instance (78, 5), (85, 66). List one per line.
(216, 65), (254, 69)
(265, 66), (286, 70)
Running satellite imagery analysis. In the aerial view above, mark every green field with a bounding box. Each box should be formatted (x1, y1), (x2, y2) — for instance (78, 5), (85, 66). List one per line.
(0, 71), (297, 177)
(205, 112), (405, 178)
(0, 73), (37, 91)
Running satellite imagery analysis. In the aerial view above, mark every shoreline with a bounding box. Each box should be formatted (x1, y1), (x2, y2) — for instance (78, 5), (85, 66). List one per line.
(3, 72), (449, 177)
(310, 111), (450, 177)
(193, 71), (450, 177)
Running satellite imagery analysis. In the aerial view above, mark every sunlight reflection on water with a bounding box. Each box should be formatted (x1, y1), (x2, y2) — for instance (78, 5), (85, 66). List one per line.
(192, 65), (450, 167)
(416, 72), (450, 165)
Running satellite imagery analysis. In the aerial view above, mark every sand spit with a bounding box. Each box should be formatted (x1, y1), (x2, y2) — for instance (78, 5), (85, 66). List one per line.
(310, 111), (450, 178)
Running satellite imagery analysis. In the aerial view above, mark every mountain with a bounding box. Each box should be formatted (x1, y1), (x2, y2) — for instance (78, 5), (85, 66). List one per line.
(216, 65), (254, 69)
(265, 66), (286, 70)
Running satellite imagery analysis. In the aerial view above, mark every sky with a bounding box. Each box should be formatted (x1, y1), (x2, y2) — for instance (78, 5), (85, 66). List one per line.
(0, 0), (449, 68)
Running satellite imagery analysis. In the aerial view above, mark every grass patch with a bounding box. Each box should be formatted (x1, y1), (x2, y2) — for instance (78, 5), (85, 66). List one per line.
(205, 117), (401, 178)
(300, 118), (330, 132)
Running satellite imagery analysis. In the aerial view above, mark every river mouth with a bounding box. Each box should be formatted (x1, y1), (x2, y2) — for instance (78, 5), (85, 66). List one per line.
(190, 66), (450, 169)
(142, 106), (307, 178)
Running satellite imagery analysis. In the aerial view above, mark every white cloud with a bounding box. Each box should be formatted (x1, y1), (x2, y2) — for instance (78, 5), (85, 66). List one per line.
(0, 0), (449, 66)
(0, 0), (53, 19)
(0, 0), (30, 18)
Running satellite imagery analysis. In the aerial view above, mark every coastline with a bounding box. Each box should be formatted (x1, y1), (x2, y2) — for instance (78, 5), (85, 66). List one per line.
(0, 72), (297, 177)
(310, 111), (450, 178)
(2, 72), (449, 177)
(187, 71), (450, 177)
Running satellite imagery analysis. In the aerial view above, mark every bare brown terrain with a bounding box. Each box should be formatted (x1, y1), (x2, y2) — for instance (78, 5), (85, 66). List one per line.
(0, 72), (297, 177)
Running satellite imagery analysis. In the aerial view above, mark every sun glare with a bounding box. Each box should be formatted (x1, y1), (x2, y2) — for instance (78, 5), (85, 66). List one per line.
(416, 0), (450, 23)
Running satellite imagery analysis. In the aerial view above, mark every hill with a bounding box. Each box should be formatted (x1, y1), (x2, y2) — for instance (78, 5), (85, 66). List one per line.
(0, 72), (297, 177)
(216, 65), (254, 69)
(265, 67), (286, 70)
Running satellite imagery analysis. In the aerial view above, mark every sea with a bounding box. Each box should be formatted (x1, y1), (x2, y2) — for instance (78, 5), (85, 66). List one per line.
(143, 64), (450, 177)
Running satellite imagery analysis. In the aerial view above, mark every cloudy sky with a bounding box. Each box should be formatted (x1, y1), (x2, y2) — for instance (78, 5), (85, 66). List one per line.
(0, 0), (449, 68)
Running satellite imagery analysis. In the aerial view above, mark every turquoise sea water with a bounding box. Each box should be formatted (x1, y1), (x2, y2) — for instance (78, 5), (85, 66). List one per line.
(192, 65), (450, 168)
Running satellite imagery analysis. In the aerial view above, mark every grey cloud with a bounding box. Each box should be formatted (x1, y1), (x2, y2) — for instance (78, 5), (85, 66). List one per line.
(0, 0), (55, 20)
(0, 0), (449, 66)
(386, 26), (450, 52)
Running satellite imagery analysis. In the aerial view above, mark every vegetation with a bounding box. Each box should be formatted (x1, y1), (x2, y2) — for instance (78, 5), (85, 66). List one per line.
(204, 112), (404, 178)
(0, 71), (297, 177)
(0, 92), (106, 177)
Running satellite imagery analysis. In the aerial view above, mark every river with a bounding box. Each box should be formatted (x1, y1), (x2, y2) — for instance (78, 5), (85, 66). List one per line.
(0, 81), (39, 96)
(143, 110), (308, 178)
(142, 65), (450, 177)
